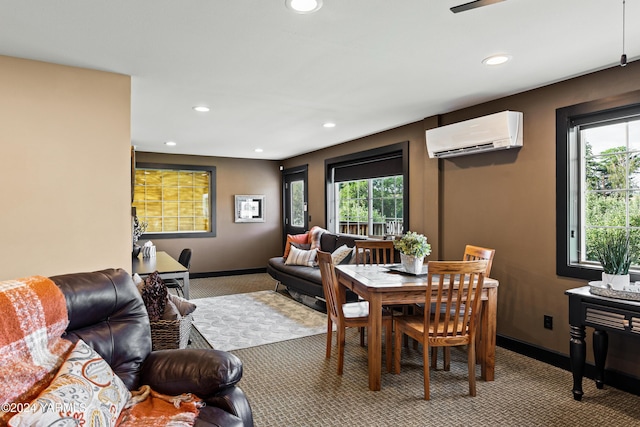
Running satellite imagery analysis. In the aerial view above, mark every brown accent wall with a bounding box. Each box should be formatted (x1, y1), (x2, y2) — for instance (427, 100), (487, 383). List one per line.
(283, 60), (640, 377)
(135, 152), (282, 274)
(283, 119), (441, 257)
(0, 55), (131, 279)
(439, 61), (640, 375)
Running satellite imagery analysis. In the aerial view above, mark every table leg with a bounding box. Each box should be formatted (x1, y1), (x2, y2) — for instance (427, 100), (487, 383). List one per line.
(368, 293), (383, 391)
(183, 272), (190, 299)
(593, 329), (608, 390)
(480, 287), (497, 381)
(569, 324), (586, 401)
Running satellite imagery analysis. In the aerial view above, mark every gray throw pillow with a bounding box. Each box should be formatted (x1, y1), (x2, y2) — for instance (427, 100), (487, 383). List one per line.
(292, 242), (312, 251)
(169, 293), (197, 316)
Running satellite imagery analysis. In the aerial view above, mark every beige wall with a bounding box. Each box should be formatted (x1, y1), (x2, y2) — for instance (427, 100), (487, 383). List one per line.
(0, 55), (131, 279)
(283, 61), (640, 377)
(134, 152), (282, 274)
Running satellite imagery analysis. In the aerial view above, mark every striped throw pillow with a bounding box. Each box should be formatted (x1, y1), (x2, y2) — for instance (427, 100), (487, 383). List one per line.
(285, 246), (318, 267)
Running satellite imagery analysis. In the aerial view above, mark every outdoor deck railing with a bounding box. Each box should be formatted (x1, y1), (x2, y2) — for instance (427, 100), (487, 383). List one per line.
(338, 220), (403, 237)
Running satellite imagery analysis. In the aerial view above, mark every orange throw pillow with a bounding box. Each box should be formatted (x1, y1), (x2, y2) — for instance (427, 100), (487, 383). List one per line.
(284, 233), (310, 258)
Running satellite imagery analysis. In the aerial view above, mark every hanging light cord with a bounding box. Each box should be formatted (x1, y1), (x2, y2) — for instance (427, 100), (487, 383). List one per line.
(621, 0), (627, 66)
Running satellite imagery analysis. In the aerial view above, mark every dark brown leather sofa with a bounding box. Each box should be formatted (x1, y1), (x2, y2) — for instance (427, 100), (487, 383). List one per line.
(267, 231), (368, 308)
(50, 268), (253, 427)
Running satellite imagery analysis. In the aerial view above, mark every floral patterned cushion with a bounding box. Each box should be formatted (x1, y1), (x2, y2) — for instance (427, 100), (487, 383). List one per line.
(9, 339), (131, 427)
(140, 271), (168, 321)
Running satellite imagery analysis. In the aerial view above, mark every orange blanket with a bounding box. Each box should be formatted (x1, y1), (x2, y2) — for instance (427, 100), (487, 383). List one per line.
(0, 276), (73, 423)
(118, 385), (203, 427)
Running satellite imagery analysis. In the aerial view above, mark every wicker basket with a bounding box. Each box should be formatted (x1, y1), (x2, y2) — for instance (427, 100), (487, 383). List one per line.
(150, 313), (193, 350)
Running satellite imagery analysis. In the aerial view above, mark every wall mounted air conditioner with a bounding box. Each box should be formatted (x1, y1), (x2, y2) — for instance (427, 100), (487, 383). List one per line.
(426, 110), (523, 158)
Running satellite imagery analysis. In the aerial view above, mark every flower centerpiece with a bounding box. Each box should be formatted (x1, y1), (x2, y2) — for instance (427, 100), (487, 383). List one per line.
(393, 231), (431, 274)
(594, 230), (631, 290)
(132, 215), (148, 258)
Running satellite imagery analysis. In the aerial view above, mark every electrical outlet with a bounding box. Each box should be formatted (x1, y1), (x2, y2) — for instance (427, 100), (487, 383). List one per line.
(544, 315), (553, 330)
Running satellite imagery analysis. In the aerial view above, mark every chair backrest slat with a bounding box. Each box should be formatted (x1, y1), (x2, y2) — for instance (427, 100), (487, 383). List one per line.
(354, 240), (395, 265)
(425, 260), (487, 342)
(463, 245), (495, 276)
(318, 251), (343, 323)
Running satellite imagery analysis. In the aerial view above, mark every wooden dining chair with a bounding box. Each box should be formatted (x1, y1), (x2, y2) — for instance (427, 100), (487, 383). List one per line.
(353, 240), (397, 345)
(463, 245), (495, 273)
(393, 260), (488, 400)
(354, 240), (395, 265)
(317, 250), (394, 375)
(433, 245), (496, 370)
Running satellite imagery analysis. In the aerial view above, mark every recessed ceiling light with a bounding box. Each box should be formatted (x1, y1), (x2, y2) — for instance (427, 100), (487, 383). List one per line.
(285, 0), (323, 14)
(323, 122), (336, 128)
(165, 141), (177, 146)
(193, 106), (210, 112)
(482, 54), (511, 66)
(254, 148), (264, 153)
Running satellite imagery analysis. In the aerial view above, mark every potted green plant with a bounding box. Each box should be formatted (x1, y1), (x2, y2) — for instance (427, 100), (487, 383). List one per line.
(393, 231), (432, 274)
(594, 230), (631, 290)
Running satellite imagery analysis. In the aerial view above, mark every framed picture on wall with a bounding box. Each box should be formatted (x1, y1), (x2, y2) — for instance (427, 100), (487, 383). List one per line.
(234, 195), (265, 223)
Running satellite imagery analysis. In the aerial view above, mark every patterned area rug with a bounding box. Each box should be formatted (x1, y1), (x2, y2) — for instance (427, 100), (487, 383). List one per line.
(192, 290), (330, 351)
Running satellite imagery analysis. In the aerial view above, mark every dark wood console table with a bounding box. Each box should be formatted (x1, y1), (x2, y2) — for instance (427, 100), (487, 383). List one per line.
(566, 286), (640, 401)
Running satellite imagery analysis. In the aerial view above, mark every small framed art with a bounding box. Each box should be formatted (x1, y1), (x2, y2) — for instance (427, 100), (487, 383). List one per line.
(234, 195), (265, 223)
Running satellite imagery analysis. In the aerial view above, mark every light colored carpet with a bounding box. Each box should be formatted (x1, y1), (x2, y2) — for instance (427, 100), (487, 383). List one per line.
(192, 290), (330, 351)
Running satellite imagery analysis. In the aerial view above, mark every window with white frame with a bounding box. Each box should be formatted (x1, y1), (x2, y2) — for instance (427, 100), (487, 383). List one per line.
(336, 177), (404, 236)
(557, 92), (640, 280)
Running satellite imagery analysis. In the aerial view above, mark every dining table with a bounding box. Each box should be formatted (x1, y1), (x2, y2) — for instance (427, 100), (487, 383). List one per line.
(335, 263), (499, 391)
(132, 251), (191, 299)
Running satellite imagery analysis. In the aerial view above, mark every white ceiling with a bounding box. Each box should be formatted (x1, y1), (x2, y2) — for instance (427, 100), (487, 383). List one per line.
(0, 0), (637, 160)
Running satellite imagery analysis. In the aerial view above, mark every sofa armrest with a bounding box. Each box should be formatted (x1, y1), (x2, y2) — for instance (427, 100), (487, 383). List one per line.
(194, 406), (245, 427)
(140, 349), (243, 397)
(199, 387), (254, 427)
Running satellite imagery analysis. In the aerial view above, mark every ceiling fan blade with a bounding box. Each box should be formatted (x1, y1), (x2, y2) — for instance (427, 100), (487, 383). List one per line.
(450, 0), (507, 13)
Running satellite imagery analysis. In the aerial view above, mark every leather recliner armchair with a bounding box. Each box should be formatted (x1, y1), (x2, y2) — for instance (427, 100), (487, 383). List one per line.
(50, 268), (253, 427)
